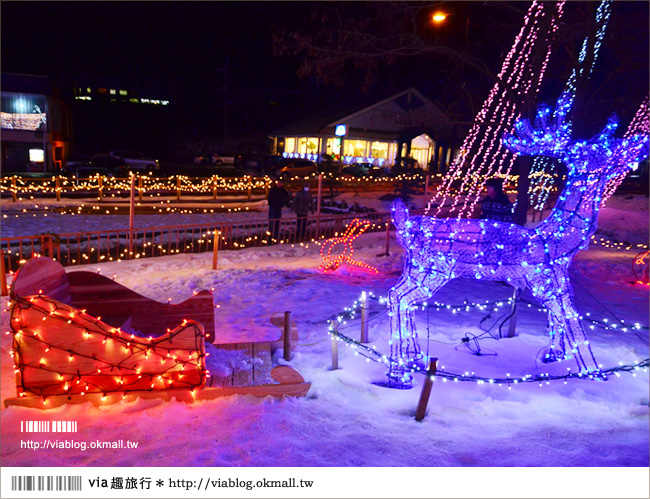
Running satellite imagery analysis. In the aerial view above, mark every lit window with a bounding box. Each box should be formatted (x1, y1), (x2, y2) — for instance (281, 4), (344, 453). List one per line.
(29, 149), (45, 162)
(109, 89), (116, 95)
(285, 137), (296, 153)
(86, 87), (91, 93)
(119, 90), (128, 96)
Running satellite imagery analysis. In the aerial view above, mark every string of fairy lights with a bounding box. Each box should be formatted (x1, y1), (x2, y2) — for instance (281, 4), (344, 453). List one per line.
(328, 292), (649, 387)
(8, 294), (207, 404)
(0, 171), (444, 202)
(528, 0), (612, 211)
(602, 96), (650, 204)
(427, 0), (566, 219)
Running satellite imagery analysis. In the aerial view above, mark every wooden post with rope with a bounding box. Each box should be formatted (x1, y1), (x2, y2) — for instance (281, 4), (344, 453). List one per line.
(360, 291), (369, 343)
(176, 176), (182, 201)
(316, 174), (323, 238)
(0, 248), (8, 297)
(11, 177), (17, 202)
(212, 230), (220, 270)
(330, 322), (339, 370)
(98, 175), (103, 200)
(128, 173), (135, 257)
(138, 175), (143, 202)
(415, 358), (438, 421)
(55, 176), (61, 201)
(212, 177), (218, 200)
(283, 311), (292, 361)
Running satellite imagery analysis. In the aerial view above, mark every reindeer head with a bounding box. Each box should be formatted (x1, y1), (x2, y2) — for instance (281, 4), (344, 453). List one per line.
(504, 92), (649, 181)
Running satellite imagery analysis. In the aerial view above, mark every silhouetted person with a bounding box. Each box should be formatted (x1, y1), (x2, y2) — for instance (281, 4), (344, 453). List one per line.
(292, 182), (314, 241)
(480, 178), (513, 222)
(267, 178), (292, 242)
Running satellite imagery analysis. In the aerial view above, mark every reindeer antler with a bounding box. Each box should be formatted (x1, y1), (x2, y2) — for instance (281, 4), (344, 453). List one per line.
(503, 91), (574, 158)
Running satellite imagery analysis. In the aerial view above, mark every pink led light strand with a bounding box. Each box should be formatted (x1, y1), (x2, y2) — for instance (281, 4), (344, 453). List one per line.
(602, 97), (650, 204)
(426, 1), (565, 219)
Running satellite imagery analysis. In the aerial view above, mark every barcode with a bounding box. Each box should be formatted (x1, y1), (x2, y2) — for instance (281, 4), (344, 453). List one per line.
(11, 475), (82, 491)
(20, 421), (78, 433)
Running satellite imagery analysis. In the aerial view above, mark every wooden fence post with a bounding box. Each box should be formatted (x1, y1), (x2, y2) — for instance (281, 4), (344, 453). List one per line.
(212, 177), (218, 200)
(424, 175), (430, 209)
(212, 230), (220, 270)
(283, 311), (292, 361)
(505, 285), (521, 338)
(11, 177), (17, 202)
(330, 322), (339, 370)
(176, 176), (182, 201)
(98, 175), (103, 200)
(360, 291), (369, 343)
(247, 176), (252, 199)
(384, 221), (391, 256)
(0, 248), (8, 297)
(128, 173), (135, 257)
(55, 176), (61, 201)
(415, 358), (438, 421)
(138, 175), (143, 202)
(316, 174), (322, 238)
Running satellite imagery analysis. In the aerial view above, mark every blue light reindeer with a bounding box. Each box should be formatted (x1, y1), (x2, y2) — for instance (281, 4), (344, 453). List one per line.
(388, 92), (649, 386)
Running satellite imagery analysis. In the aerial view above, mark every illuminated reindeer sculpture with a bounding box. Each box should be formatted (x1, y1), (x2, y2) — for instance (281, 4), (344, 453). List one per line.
(388, 92), (649, 386)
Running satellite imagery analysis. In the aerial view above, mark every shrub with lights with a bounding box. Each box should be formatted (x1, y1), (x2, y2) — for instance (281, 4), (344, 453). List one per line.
(387, 92), (649, 387)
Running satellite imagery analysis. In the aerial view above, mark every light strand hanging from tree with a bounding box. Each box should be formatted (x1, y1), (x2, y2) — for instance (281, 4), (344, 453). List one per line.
(602, 96), (650, 204)
(426, 0), (565, 219)
(528, 0), (612, 211)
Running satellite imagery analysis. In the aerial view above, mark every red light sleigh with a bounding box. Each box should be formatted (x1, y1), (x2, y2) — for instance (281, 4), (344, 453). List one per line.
(4, 257), (310, 409)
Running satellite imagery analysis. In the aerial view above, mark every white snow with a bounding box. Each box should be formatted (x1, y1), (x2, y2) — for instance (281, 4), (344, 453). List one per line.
(0, 192), (648, 488)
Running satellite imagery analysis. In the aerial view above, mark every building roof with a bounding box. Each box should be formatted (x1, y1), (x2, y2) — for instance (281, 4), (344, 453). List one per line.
(269, 87), (458, 142)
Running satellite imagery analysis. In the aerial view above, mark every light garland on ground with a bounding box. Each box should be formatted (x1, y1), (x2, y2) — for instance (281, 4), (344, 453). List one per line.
(319, 219), (379, 273)
(328, 292), (649, 387)
(388, 93), (649, 387)
(8, 295), (206, 403)
(427, 1), (565, 219)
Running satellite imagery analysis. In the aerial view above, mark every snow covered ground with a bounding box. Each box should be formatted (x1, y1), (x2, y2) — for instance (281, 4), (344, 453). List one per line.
(0, 193), (648, 490)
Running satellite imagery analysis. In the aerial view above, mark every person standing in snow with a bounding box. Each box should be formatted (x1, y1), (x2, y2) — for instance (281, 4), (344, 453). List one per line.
(292, 182), (314, 241)
(267, 178), (292, 242)
(480, 178), (513, 223)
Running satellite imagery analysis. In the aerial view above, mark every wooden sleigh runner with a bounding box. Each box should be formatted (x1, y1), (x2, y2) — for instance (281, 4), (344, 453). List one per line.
(5, 257), (310, 409)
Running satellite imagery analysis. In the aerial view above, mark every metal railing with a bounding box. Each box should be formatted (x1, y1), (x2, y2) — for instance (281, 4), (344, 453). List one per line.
(0, 210), (424, 273)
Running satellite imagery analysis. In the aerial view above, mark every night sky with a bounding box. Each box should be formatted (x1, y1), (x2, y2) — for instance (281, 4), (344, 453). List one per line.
(2, 1), (648, 153)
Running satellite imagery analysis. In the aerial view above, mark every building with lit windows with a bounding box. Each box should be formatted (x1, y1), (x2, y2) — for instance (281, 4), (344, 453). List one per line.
(268, 88), (462, 171)
(68, 76), (173, 154)
(1, 73), (72, 173)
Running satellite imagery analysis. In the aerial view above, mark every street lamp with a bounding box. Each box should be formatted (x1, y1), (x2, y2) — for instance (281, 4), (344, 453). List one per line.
(432, 11), (447, 23)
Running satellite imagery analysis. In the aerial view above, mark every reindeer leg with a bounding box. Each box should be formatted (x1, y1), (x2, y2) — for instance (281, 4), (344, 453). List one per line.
(388, 272), (447, 386)
(527, 268), (599, 373)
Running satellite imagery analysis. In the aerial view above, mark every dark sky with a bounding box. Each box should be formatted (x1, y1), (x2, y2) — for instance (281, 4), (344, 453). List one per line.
(2, 1), (648, 150)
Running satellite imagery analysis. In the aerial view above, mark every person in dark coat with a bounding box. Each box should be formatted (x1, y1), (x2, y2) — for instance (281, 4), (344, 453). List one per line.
(480, 178), (513, 222)
(292, 182), (314, 241)
(267, 179), (292, 242)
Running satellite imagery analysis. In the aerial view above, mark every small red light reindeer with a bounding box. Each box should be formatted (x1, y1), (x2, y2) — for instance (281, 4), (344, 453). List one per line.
(319, 219), (379, 273)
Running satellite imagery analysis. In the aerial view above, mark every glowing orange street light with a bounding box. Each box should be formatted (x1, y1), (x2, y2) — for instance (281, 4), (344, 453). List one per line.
(432, 12), (447, 23)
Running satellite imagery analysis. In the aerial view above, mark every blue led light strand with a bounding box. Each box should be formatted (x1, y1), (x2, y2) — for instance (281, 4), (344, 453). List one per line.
(388, 93), (649, 387)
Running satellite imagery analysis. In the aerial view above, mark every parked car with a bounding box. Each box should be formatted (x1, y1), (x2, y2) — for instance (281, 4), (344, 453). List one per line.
(341, 162), (386, 177)
(109, 150), (160, 171)
(65, 154), (128, 179)
(276, 159), (318, 179)
(194, 153), (234, 166)
(391, 157), (423, 176)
